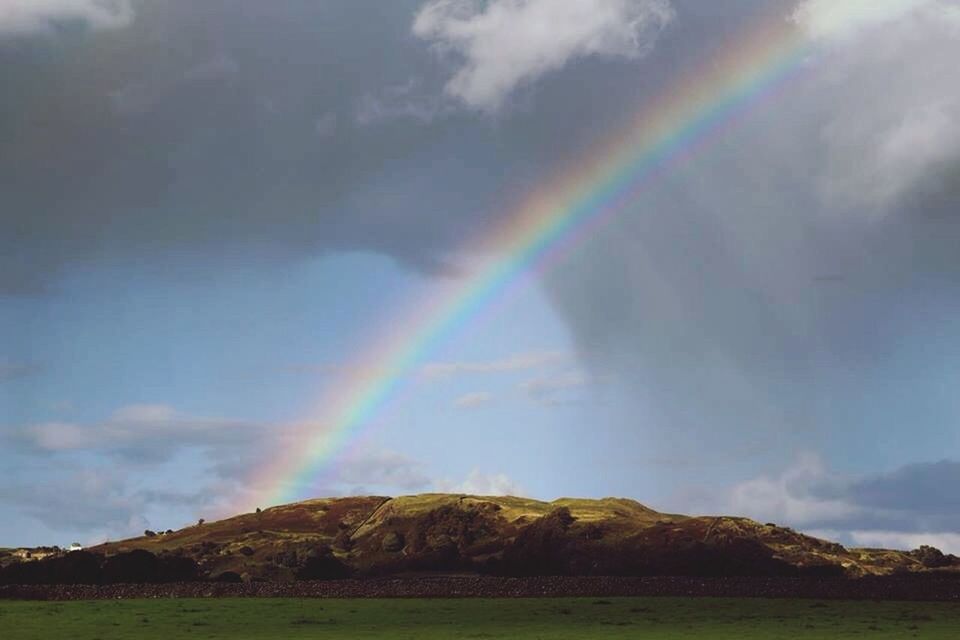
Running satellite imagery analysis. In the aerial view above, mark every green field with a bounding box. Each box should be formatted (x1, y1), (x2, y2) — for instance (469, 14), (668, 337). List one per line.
(2, 597), (958, 639)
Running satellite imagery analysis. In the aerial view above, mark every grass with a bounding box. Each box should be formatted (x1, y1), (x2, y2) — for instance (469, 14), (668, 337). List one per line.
(2, 597), (958, 639)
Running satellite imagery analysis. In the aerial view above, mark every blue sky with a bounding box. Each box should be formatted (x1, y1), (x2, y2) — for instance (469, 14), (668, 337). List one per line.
(3, 0), (960, 555)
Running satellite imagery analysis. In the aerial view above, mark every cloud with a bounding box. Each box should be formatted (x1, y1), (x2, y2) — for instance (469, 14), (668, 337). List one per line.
(2, 406), (437, 538)
(4, 0), (960, 547)
(252, 447), (435, 506)
(109, 52), (240, 117)
(355, 78), (450, 125)
(0, 0), (134, 36)
(412, 0), (674, 110)
(420, 350), (568, 379)
(679, 455), (960, 555)
(539, 0), (960, 467)
(0, 1), (522, 295)
(0, 360), (42, 383)
(848, 531), (960, 555)
(10, 404), (265, 463)
(847, 460), (960, 517)
(519, 370), (589, 406)
(282, 350), (568, 384)
(453, 391), (493, 408)
(0, 467), (148, 539)
(314, 112), (338, 138)
(804, 4), (960, 211)
(437, 469), (523, 495)
(333, 447), (433, 492)
(716, 453), (859, 526)
(792, 0), (959, 40)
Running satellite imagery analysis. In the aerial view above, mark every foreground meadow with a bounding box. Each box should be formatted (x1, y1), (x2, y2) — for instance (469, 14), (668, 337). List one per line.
(2, 597), (959, 639)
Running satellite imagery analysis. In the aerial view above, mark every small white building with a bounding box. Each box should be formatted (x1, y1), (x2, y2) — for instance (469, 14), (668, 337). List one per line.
(68, 543), (83, 552)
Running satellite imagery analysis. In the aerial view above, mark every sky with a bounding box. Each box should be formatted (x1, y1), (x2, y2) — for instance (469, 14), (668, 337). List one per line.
(2, 0), (960, 554)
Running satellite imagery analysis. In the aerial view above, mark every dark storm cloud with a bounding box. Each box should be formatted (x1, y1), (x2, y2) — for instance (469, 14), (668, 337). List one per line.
(0, 0), (766, 295)
(0, 0), (500, 293)
(539, 0), (960, 463)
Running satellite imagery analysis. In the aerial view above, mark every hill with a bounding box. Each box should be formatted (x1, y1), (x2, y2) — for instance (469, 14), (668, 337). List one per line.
(3, 494), (958, 584)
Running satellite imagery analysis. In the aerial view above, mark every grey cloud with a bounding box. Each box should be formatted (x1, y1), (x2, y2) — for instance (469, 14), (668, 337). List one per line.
(0, 360), (43, 383)
(8, 404), (266, 464)
(1, 0), (697, 295)
(0, 0), (506, 293)
(539, 0), (960, 465)
(847, 460), (960, 520)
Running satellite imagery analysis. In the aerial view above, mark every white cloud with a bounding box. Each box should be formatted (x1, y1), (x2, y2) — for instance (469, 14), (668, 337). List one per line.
(676, 455), (960, 555)
(332, 447), (433, 492)
(453, 391), (493, 408)
(438, 469), (523, 496)
(4, 407), (439, 536)
(848, 530), (960, 555)
(284, 350), (568, 384)
(28, 421), (90, 450)
(793, 0), (959, 40)
(520, 370), (589, 406)
(0, 0), (133, 36)
(413, 0), (674, 110)
(109, 403), (178, 422)
(421, 350), (568, 379)
(794, 0), (960, 212)
(13, 404), (264, 463)
(720, 453), (860, 526)
(356, 78), (449, 125)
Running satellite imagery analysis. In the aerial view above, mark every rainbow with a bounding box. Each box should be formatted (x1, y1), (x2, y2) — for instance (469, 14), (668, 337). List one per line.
(246, 10), (813, 508)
